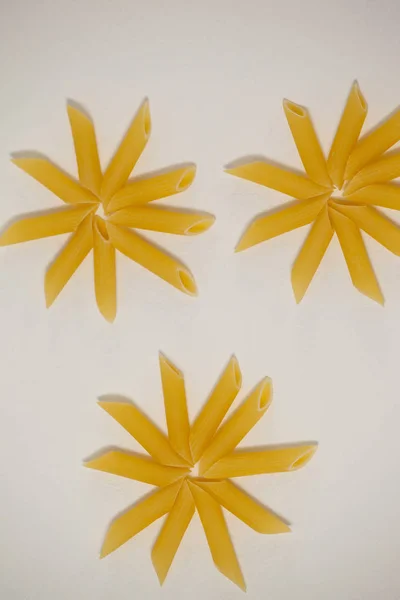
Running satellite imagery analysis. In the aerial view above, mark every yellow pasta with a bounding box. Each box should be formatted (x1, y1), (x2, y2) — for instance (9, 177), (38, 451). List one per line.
(101, 99), (151, 203)
(235, 193), (329, 252)
(328, 205), (383, 305)
(107, 165), (197, 213)
(152, 481), (195, 584)
(344, 183), (400, 210)
(204, 444), (317, 479)
(108, 206), (215, 236)
(93, 216), (116, 322)
(327, 81), (367, 188)
(225, 161), (328, 199)
(190, 356), (242, 464)
(188, 481), (246, 591)
(67, 103), (102, 196)
(0, 203), (95, 246)
(196, 480), (290, 534)
(345, 107), (400, 181)
(283, 99), (331, 187)
(101, 480), (181, 558)
(159, 354), (193, 465)
(199, 378), (272, 475)
(85, 450), (189, 486)
(344, 151), (400, 195)
(105, 221), (198, 296)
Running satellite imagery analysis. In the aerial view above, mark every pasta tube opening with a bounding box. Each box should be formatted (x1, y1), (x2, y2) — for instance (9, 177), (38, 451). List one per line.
(176, 166), (196, 192)
(290, 446), (317, 470)
(185, 216), (215, 235)
(258, 378), (272, 411)
(284, 100), (306, 118)
(143, 101), (152, 139)
(177, 269), (198, 296)
(94, 216), (109, 240)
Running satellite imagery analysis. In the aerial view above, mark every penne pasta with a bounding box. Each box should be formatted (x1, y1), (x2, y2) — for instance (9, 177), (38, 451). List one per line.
(107, 165), (196, 213)
(195, 480), (290, 534)
(12, 158), (98, 205)
(159, 354), (193, 465)
(328, 206), (383, 305)
(101, 480), (182, 558)
(199, 378), (272, 475)
(190, 356), (242, 464)
(188, 481), (246, 591)
(98, 400), (189, 467)
(283, 99), (331, 187)
(0, 203), (95, 246)
(327, 81), (367, 189)
(67, 103), (102, 196)
(235, 193), (329, 252)
(291, 205), (333, 303)
(45, 212), (94, 307)
(225, 161), (328, 199)
(204, 444), (317, 479)
(93, 216), (116, 323)
(101, 99), (151, 203)
(345, 107), (400, 181)
(108, 205), (215, 236)
(85, 450), (189, 487)
(344, 183), (400, 210)
(151, 481), (195, 584)
(344, 151), (400, 195)
(105, 222), (198, 296)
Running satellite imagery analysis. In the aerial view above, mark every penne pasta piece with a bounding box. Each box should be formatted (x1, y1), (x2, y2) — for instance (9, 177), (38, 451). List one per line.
(328, 206), (383, 305)
(101, 100), (151, 203)
(12, 158), (98, 205)
(93, 216), (116, 323)
(159, 354), (193, 465)
(199, 378), (272, 475)
(188, 481), (245, 591)
(67, 103), (102, 196)
(235, 193), (329, 252)
(291, 205), (333, 303)
(107, 165), (197, 213)
(0, 203), (95, 246)
(45, 212), (94, 307)
(344, 183), (400, 210)
(204, 444), (317, 479)
(283, 99), (331, 187)
(345, 107), (400, 181)
(105, 222), (198, 296)
(108, 206), (215, 236)
(101, 480), (182, 558)
(344, 151), (400, 195)
(85, 450), (189, 486)
(98, 400), (189, 467)
(327, 81), (367, 189)
(195, 480), (290, 534)
(331, 203), (400, 256)
(225, 161), (328, 199)
(190, 356), (242, 464)
(151, 481), (195, 585)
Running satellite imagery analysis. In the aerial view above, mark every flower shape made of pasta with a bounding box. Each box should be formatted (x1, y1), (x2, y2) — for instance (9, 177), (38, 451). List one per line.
(227, 82), (400, 304)
(0, 101), (214, 321)
(86, 354), (317, 590)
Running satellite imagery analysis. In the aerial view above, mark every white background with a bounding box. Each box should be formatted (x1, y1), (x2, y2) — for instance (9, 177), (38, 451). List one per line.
(1, 0), (400, 598)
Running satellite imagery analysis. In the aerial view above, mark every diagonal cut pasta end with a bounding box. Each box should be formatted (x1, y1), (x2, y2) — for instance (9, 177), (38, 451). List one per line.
(257, 377), (273, 412)
(176, 164), (196, 192)
(283, 98), (307, 119)
(177, 268), (198, 296)
(184, 213), (215, 235)
(289, 444), (318, 470)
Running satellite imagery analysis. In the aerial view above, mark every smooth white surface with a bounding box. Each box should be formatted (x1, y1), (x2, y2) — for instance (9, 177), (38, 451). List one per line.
(1, 1), (400, 598)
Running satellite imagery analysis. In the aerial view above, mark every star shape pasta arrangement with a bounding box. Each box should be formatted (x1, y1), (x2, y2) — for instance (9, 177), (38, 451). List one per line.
(86, 354), (317, 590)
(227, 82), (400, 304)
(0, 101), (215, 321)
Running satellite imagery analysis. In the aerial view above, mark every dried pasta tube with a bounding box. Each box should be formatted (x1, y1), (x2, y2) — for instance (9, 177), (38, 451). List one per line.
(344, 151), (400, 195)
(93, 216), (116, 323)
(344, 184), (400, 210)
(67, 103), (102, 196)
(108, 206), (215, 235)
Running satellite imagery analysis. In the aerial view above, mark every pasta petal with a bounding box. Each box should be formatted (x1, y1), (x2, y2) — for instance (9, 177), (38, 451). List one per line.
(151, 481), (195, 585)
(195, 480), (290, 534)
(188, 481), (246, 591)
(101, 100), (151, 203)
(235, 193), (329, 252)
(107, 165), (196, 213)
(344, 183), (400, 210)
(105, 222), (198, 296)
(93, 216), (116, 323)
(67, 103), (102, 196)
(108, 206), (215, 235)
(291, 205), (333, 303)
(344, 151), (400, 195)
(12, 158), (98, 205)
(45, 212), (94, 307)
(328, 205), (383, 305)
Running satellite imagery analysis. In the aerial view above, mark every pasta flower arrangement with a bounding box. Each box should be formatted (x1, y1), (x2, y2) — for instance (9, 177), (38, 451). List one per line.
(0, 101), (214, 321)
(227, 82), (400, 304)
(86, 354), (317, 590)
